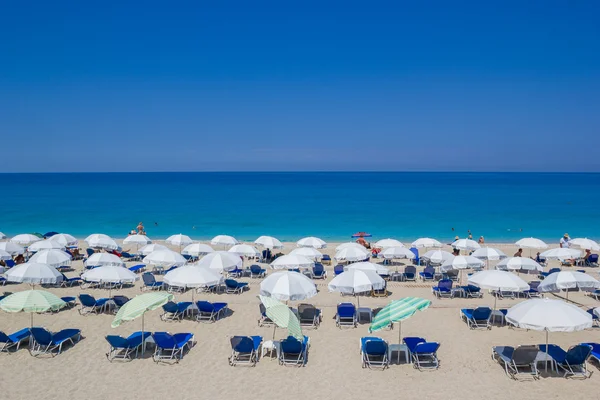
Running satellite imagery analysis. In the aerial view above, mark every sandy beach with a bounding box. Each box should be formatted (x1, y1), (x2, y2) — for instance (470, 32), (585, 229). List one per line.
(1, 241), (598, 400)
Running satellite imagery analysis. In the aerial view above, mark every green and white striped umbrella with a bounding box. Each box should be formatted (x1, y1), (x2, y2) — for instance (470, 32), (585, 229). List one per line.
(0, 290), (67, 326)
(112, 292), (174, 328)
(259, 295), (303, 340)
(369, 297), (431, 342)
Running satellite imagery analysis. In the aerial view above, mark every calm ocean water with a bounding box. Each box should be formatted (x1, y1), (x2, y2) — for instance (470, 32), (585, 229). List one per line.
(0, 172), (598, 243)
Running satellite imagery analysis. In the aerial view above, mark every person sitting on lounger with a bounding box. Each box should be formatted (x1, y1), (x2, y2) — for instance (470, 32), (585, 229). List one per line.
(478, 236), (485, 244)
(14, 254), (25, 264)
(452, 248), (460, 256)
(356, 237), (370, 249)
(514, 248), (523, 257)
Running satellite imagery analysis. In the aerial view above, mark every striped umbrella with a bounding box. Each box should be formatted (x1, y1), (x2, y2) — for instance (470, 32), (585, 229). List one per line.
(0, 290), (67, 326)
(369, 297), (431, 343)
(258, 295), (303, 340)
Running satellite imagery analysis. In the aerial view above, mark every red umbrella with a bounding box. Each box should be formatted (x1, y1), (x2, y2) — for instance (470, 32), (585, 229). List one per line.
(351, 232), (372, 238)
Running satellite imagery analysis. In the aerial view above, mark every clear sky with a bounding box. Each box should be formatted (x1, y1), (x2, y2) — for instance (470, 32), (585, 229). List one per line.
(1, 1), (599, 172)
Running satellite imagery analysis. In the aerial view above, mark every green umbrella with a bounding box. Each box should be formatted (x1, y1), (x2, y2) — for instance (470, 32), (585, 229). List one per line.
(259, 295), (303, 340)
(369, 297), (431, 343)
(0, 290), (67, 326)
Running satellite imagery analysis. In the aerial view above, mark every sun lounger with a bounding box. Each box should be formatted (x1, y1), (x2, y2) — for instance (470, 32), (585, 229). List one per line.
(333, 265), (344, 275)
(582, 342), (600, 364)
(539, 344), (592, 379)
(586, 254), (599, 267)
(128, 264), (146, 273)
(525, 281), (541, 298)
(227, 267), (244, 278)
(492, 345), (539, 379)
(279, 335), (309, 366)
(60, 273), (82, 287)
(29, 327), (81, 356)
(461, 307), (492, 329)
(403, 337), (440, 370)
(539, 267), (561, 280)
(196, 301), (228, 322)
(321, 254), (332, 265)
(60, 296), (77, 309)
(361, 337), (388, 370)
(141, 272), (164, 291)
(105, 331), (151, 362)
(0, 328), (30, 352)
(298, 303), (321, 328)
(249, 264), (266, 278)
(403, 266), (417, 281)
(224, 279), (248, 294)
(336, 303), (357, 328)
(258, 303), (274, 326)
(152, 332), (194, 363)
(432, 279), (453, 298)
(461, 285), (483, 298)
(78, 294), (111, 315)
(161, 301), (192, 321)
(312, 263), (327, 279)
(112, 295), (130, 312)
(228, 336), (262, 366)
(419, 266), (435, 281)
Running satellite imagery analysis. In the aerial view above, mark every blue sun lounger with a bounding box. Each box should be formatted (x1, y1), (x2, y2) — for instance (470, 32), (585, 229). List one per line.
(224, 279), (248, 294)
(128, 264), (146, 273)
(60, 273), (82, 287)
(161, 301), (193, 321)
(0, 328), (30, 352)
(432, 279), (453, 298)
(29, 327), (81, 356)
(403, 337), (440, 370)
(492, 345), (539, 379)
(419, 266), (435, 281)
(279, 335), (309, 366)
(461, 307), (492, 329)
(78, 294), (111, 315)
(228, 335), (262, 366)
(152, 332), (194, 363)
(105, 331), (151, 361)
(196, 301), (228, 322)
(582, 342), (600, 364)
(249, 265), (266, 278)
(539, 344), (593, 379)
(360, 337), (389, 370)
(336, 303), (357, 328)
(141, 272), (164, 291)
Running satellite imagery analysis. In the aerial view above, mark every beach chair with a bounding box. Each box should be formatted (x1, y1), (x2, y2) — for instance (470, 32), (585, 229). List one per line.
(85, 248), (95, 259)
(227, 267), (244, 279)
(371, 281), (388, 297)
(333, 265), (344, 275)
(361, 337), (389, 370)
(29, 327), (81, 356)
(403, 337), (440, 370)
(586, 254), (599, 267)
(224, 279), (248, 294)
(151, 332), (194, 363)
(228, 336), (262, 366)
(78, 294), (111, 315)
(161, 301), (192, 321)
(403, 265), (417, 281)
(582, 342), (600, 364)
(128, 264), (146, 273)
(462, 285), (483, 298)
(460, 307), (492, 329)
(60, 296), (77, 309)
(60, 273), (82, 287)
(196, 301), (228, 322)
(112, 295), (130, 312)
(491, 345), (539, 379)
(419, 266), (435, 281)
(141, 272), (164, 291)
(539, 267), (561, 280)
(105, 331), (151, 362)
(249, 264), (266, 278)
(336, 303), (357, 328)
(279, 336), (309, 366)
(525, 281), (541, 298)
(0, 328), (30, 352)
(312, 263), (327, 279)
(410, 247), (419, 265)
(539, 344), (592, 379)
(432, 279), (453, 298)
(258, 303), (274, 326)
(321, 254), (332, 265)
(4, 259), (16, 269)
(298, 303), (321, 328)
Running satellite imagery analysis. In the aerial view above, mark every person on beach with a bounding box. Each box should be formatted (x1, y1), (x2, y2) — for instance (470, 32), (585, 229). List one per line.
(356, 237), (371, 249)
(137, 222), (145, 235)
(514, 248), (523, 257)
(468, 233), (473, 240)
(559, 233), (571, 248)
(452, 248), (460, 256)
(478, 236), (485, 244)
(14, 254), (25, 264)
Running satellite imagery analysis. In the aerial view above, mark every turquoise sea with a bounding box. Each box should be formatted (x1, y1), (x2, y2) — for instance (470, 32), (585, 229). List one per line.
(0, 172), (598, 243)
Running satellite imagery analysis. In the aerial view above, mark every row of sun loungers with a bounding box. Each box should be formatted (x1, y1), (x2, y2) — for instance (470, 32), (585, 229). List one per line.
(229, 335), (310, 367)
(0, 327), (81, 356)
(360, 336), (440, 370)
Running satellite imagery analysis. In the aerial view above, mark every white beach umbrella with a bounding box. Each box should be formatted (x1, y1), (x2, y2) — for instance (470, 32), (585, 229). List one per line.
(123, 234), (152, 246)
(138, 243), (168, 256)
(471, 247), (507, 261)
(48, 233), (78, 247)
(468, 270), (530, 292)
(259, 271), (317, 302)
(228, 244), (261, 258)
(538, 271), (600, 299)
(335, 242), (366, 252)
(143, 250), (187, 267)
(4, 262), (63, 285)
(81, 265), (138, 284)
(166, 234), (193, 248)
(296, 236), (327, 249)
(163, 266), (223, 290)
(0, 242), (24, 255)
(540, 248), (581, 260)
(440, 255), (484, 272)
(10, 234), (42, 246)
(196, 251), (242, 273)
(28, 240), (65, 252)
(515, 237), (548, 249)
(334, 246), (369, 262)
(210, 235), (239, 247)
(570, 238), (600, 251)
(345, 261), (389, 275)
(85, 234), (119, 250)
(374, 238), (404, 249)
(29, 249), (72, 268)
(85, 253), (124, 267)
(255, 236), (283, 249)
(421, 250), (454, 265)
(451, 239), (481, 251)
(181, 243), (214, 257)
(411, 238), (442, 249)
(0, 232), (6, 240)
(0, 249), (11, 261)
(380, 246), (415, 260)
(271, 254), (314, 270)
(328, 270), (385, 307)
(289, 247), (323, 261)
(496, 257), (543, 272)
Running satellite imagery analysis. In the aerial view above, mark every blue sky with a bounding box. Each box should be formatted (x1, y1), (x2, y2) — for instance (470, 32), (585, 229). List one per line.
(1, 1), (599, 172)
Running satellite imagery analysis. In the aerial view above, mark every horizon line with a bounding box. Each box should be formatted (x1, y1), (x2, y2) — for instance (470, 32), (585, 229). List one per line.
(0, 170), (600, 174)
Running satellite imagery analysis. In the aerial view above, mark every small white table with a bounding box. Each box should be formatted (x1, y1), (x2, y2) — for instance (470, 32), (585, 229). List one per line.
(261, 340), (280, 360)
(357, 307), (373, 323)
(388, 343), (410, 364)
(535, 350), (557, 372)
(490, 310), (505, 325)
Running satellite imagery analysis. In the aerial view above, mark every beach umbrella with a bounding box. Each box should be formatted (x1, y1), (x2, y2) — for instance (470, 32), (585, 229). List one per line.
(85, 253), (124, 268)
(328, 269), (384, 307)
(259, 271), (317, 302)
(451, 239), (481, 251)
(471, 247), (507, 261)
(496, 257), (543, 272)
(296, 236), (327, 249)
(196, 251), (242, 272)
(0, 290), (67, 326)
(345, 261), (389, 275)
(4, 262), (63, 286)
(540, 248), (581, 260)
(515, 237), (548, 249)
(538, 271), (600, 300)
(138, 243), (168, 256)
(182, 243), (214, 257)
(468, 270), (529, 311)
(143, 250), (187, 268)
(570, 238), (600, 251)
(369, 297), (431, 342)
(351, 232), (372, 238)
(440, 255), (484, 272)
(47, 233), (78, 247)
(123, 234), (152, 248)
(228, 244), (261, 258)
(166, 234), (193, 249)
(163, 266), (223, 298)
(111, 292), (174, 351)
(210, 235), (239, 248)
(10, 234), (42, 246)
(0, 249), (11, 261)
(289, 247), (323, 261)
(335, 242), (366, 252)
(0, 232), (6, 240)
(334, 246), (369, 262)
(81, 265), (138, 285)
(29, 249), (72, 268)
(28, 239), (65, 252)
(374, 238), (403, 249)
(506, 298), (592, 371)
(259, 295), (303, 340)
(43, 232), (59, 238)
(411, 238), (442, 249)
(271, 254), (314, 270)
(421, 250), (453, 265)
(85, 234), (119, 250)
(0, 241), (24, 255)
(255, 236), (283, 249)
(380, 246), (415, 260)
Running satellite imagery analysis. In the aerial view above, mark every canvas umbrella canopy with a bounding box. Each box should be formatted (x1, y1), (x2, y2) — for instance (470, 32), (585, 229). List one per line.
(506, 298), (592, 371)
(0, 249), (11, 261)
(259, 271), (317, 302)
(29, 249), (72, 268)
(296, 236), (327, 249)
(255, 236), (283, 249)
(496, 257), (543, 272)
(0, 241), (24, 255)
(85, 253), (124, 268)
(28, 239), (65, 252)
(48, 233), (78, 247)
(139, 243), (168, 256)
(411, 238), (442, 249)
(4, 262), (63, 286)
(270, 254), (314, 270)
(166, 234), (193, 249)
(81, 266), (138, 296)
(471, 247), (507, 262)
(123, 234), (152, 248)
(10, 234), (42, 246)
(421, 250), (453, 265)
(335, 242), (366, 252)
(259, 295), (303, 340)
(468, 270), (530, 311)
(440, 255), (484, 272)
(143, 250), (187, 267)
(451, 239), (481, 251)
(374, 238), (404, 249)
(182, 243), (214, 257)
(540, 248), (581, 260)
(210, 235), (239, 248)
(570, 238), (600, 251)
(289, 247), (323, 261)
(196, 251), (242, 272)
(164, 266), (223, 300)
(515, 237), (548, 249)
(328, 269), (384, 307)
(228, 244), (261, 258)
(0, 290), (67, 326)
(380, 246), (415, 260)
(369, 297), (431, 343)
(85, 234), (119, 250)
(538, 271), (600, 300)
(0, 232), (6, 239)
(334, 246), (369, 262)
(345, 261), (389, 275)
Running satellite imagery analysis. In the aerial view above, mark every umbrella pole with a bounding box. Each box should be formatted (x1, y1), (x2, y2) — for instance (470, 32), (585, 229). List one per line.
(398, 321), (402, 344)
(30, 312), (33, 327)
(272, 324), (276, 340)
(141, 312), (146, 353)
(545, 330), (549, 372)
